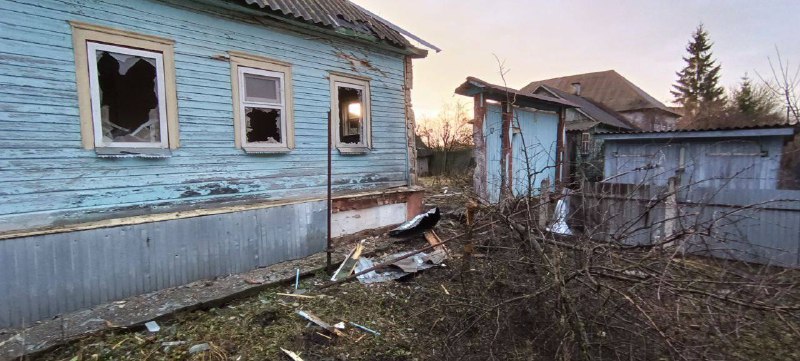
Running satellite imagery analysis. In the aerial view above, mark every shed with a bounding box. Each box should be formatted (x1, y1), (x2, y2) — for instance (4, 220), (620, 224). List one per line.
(596, 126), (796, 190)
(416, 134), (433, 176)
(0, 0), (432, 328)
(455, 77), (576, 203)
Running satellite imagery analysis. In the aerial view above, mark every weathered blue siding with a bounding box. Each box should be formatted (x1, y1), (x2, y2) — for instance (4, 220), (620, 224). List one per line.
(602, 137), (785, 190)
(483, 105), (558, 203)
(0, 0), (409, 232)
(484, 104), (503, 203)
(511, 109), (558, 197)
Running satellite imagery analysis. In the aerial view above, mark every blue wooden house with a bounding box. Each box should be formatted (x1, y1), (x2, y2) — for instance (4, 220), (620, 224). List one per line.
(0, 0), (430, 328)
(455, 77), (576, 203)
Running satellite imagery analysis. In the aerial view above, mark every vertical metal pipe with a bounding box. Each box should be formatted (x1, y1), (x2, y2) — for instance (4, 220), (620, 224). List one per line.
(326, 111), (333, 271)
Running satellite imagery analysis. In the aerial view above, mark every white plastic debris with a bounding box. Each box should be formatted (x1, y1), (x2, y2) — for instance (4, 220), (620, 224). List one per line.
(189, 343), (210, 354)
(334, 321), (346, 330)
(547, 190), (574, 236)
(145, 321), (160, 333)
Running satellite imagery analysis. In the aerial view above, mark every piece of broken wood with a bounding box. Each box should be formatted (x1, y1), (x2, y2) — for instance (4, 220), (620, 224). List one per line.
(424, 230), (449, 254)
(296, 310), (345, 337)
(276, 293), (316, 299)
(280, 348), (304, 361)
(330, 241), (365, 282)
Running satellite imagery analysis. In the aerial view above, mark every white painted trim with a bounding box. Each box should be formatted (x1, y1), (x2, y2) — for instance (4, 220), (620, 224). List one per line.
(237, 66), (288, 150)
(86, 42), (168, 149)
(330, 74), (371, 150)
(330, 203), (407, 237)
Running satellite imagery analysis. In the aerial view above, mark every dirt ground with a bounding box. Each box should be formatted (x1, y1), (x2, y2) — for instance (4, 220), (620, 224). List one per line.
(27, 177), (800, 360)
(33, 179), (477, 361)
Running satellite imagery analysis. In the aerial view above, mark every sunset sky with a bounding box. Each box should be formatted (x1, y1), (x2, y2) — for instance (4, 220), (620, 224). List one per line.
(352, 0), (800, 120)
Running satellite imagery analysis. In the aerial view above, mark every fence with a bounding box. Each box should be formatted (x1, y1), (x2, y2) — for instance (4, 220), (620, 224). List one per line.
(428, 148), (473, 176)
(571, 182), (800, 267)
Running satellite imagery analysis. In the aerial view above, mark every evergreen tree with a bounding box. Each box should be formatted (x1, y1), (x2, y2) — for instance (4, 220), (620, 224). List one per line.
(734, 74), (756, 115)
(671, 24), (724, 118)
(731, 73), (779, 119)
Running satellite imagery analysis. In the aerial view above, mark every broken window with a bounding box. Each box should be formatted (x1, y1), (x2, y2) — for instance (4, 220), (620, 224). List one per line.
(236, 67), (287, 151)
(331, 75), (370, 150)
(87, 42), (168, 148)
(580, 132), (591, 155)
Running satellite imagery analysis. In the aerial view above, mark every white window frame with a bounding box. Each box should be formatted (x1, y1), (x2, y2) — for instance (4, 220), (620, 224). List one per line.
(330, 74), (371, 152)
(237, 66), (288, 151)
(86, 42), (169, 149)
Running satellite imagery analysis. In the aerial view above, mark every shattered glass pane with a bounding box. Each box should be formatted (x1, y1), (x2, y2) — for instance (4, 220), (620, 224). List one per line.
(96, 50), (161, 144)
(245, 107), (282, 143)
(338, 86), (363, 144)
(244, 74), (280, 103)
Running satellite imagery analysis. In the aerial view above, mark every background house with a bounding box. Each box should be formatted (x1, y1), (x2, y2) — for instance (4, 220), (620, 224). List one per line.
(455, 77), (575, 203)
(416, 135), (433, 176)
(521, 70), (681, 131)
(531, 84), (636, 185)
(0, 0), (429, 328)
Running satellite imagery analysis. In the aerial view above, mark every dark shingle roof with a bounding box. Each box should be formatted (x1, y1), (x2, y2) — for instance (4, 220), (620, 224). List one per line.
(520, 70), (679, 116)
(455, 76), (578, 109)
(534, 85), (635, 130)
(241, 0), (418, 51)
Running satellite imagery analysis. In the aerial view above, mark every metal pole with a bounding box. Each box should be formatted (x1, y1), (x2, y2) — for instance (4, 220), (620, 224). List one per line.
(326, 111), (333, 271)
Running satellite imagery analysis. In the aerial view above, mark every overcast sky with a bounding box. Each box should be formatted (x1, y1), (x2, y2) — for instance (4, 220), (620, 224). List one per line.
(352, 0), (800, 119)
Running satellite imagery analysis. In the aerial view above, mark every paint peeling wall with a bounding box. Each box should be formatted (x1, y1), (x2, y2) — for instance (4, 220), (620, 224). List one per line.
(511, 109), (558, 197)
(0, 0), (409, 233)
(483, 104), (558, 203)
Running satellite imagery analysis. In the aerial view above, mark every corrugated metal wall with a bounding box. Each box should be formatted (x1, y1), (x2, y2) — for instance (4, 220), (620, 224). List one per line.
(679, 188), (800, 267)
(0, 201), (326, 328)
(603, 138), (785, 190)
(572, 184), (800, 267)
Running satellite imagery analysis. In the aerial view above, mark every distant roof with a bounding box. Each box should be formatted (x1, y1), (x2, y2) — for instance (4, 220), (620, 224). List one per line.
(455, 77), (577, 110)
(520, 70), (679, 116)
(240, 0), (427, 55)
(415, 135), (433, 157)
(595, 124), (795, 141)
(534, 85), (635, 131)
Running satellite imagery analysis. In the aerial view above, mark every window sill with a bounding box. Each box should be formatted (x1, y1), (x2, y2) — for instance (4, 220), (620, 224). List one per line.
(337, 146), (370, 155)
(95, 147), (172, 158)
(243, 146), (292, 154)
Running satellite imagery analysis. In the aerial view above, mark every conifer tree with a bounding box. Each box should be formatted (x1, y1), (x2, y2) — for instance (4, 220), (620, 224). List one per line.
(671, 24), (724, 118)
(732, 73), (778, 119)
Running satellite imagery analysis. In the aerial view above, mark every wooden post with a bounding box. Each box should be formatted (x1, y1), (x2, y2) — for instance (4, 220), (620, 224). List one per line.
(472, 95), (487, 201)
(554, 106), (566, 190)
(499, 101), (513, 200)
(662, 176), (678, 247)
(403, 56), (418, 186)
(538, 178), (551, 229)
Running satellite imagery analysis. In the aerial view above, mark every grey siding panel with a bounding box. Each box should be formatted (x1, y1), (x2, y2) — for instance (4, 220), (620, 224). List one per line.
(0, 200), (326, 328)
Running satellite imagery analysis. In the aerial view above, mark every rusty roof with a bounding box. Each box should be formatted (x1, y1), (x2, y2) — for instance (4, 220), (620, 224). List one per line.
(520, 70), (679, 116)
(455, 76), (577, 109)
(242, 0), (422, 53)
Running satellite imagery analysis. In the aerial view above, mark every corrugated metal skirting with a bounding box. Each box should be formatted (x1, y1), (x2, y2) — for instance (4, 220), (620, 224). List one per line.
(0, 201), (326, 329)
